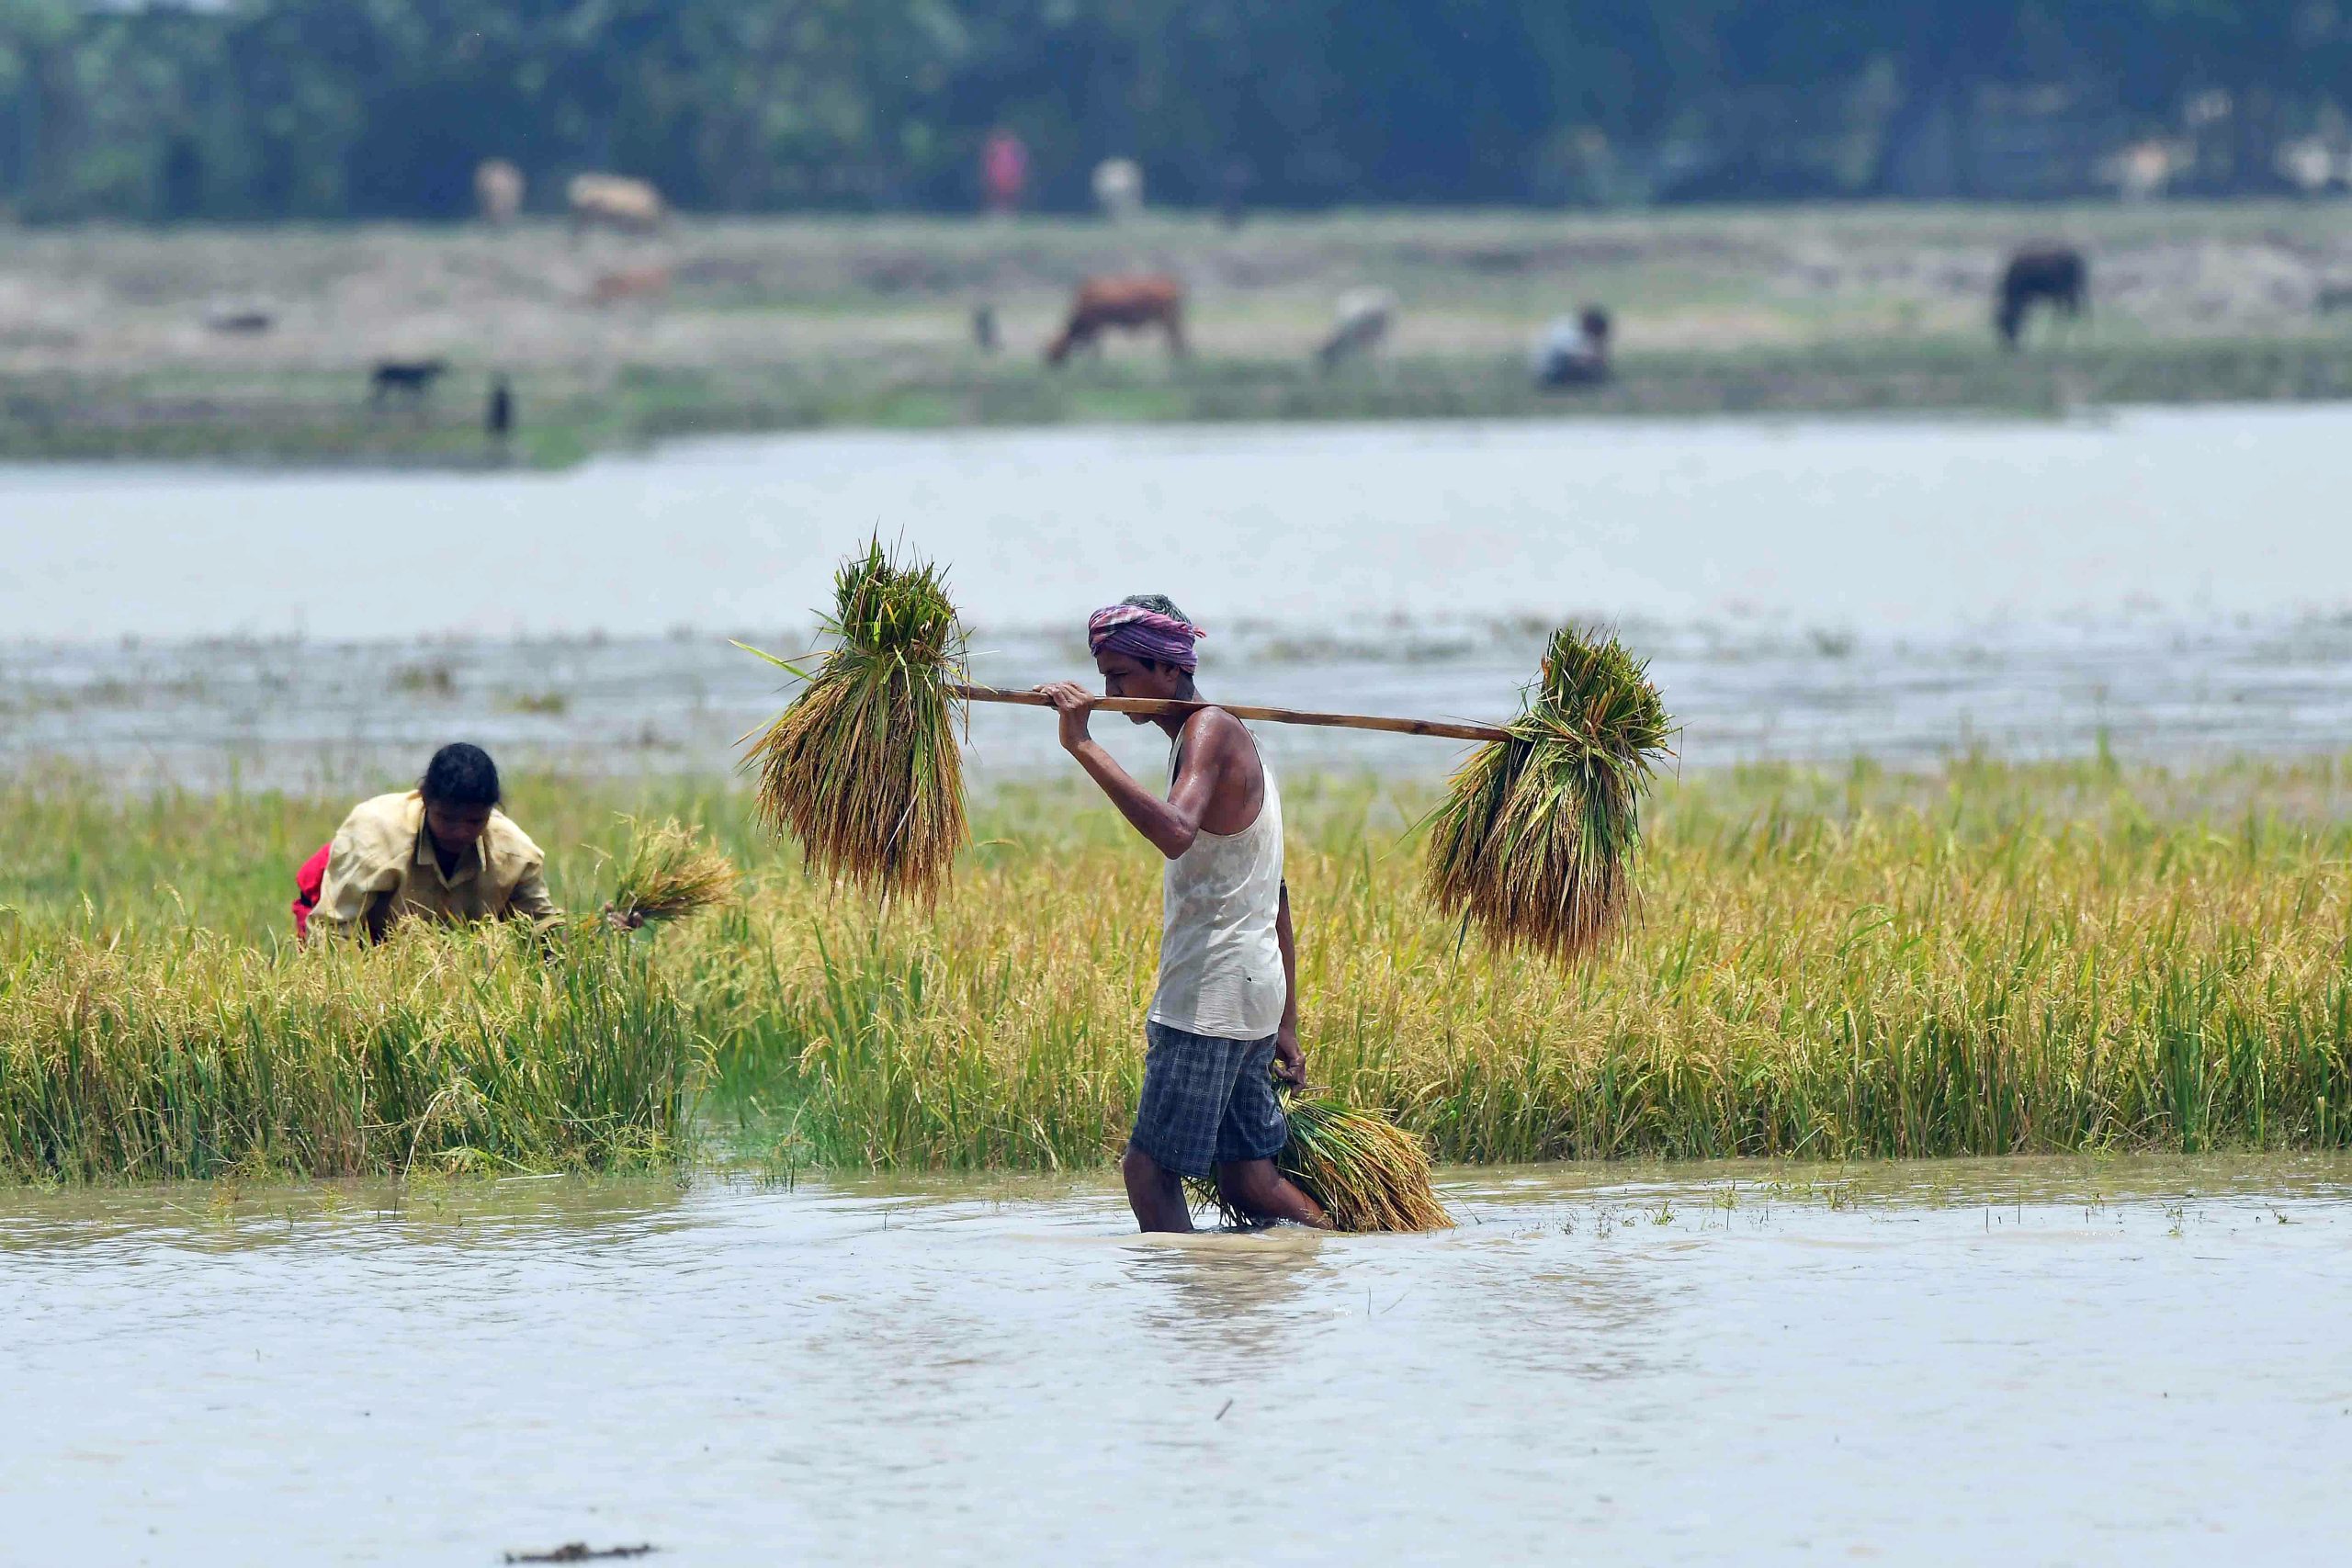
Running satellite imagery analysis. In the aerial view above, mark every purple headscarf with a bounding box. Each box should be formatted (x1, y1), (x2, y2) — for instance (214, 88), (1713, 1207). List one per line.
(1088, 603), (1204, 672)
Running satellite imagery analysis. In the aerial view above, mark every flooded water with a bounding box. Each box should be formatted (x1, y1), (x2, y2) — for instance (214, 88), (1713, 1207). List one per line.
(11, 404), (2352, 784)
(6, 1157), (2349, 1564)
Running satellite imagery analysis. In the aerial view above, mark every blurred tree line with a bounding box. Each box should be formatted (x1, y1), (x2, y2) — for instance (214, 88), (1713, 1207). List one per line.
(3, 0), (2348, 220)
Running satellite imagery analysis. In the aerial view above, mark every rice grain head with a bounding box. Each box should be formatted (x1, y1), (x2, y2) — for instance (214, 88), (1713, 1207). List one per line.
(1425, 625), (1672, 963)
(605, 817), (740, 927)
(743, 540), (969, 905)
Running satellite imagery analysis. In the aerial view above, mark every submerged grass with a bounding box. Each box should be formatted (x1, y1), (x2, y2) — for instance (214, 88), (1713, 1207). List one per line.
(8, 754), (2352, 1180)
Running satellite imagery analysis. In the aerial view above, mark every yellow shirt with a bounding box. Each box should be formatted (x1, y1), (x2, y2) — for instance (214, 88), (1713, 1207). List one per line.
(310, 790), (560, 936)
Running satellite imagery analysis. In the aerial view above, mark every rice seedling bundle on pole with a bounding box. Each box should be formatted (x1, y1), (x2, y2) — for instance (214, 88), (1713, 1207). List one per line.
(741, 547), (1669, 961)
(1425, 626), (1672, 962)
(741, 541), (969, 906)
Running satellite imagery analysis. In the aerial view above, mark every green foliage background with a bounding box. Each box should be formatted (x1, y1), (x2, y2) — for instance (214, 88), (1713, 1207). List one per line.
(1, 1), (2346, 220)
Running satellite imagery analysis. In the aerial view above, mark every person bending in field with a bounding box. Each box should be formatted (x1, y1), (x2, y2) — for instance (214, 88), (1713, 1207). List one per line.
(1035, 597), (1331, 1233)
(300, 742), (560, 942)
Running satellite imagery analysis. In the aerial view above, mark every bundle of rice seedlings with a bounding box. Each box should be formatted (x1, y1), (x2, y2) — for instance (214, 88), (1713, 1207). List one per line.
(740, 540), (969, 905)
(603, 818), (739, 928)
(1425, 624), (1672, 963)
(1194, 1087), (1453, 1234)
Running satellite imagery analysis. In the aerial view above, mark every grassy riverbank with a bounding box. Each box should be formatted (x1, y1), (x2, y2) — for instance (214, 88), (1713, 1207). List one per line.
(16, 335), (2352, 466)
(6, 756), (2352, 1180)
(11, 204), (2352, 462)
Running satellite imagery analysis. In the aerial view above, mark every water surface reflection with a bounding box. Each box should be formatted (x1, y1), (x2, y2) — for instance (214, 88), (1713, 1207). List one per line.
(5, 1157), (2348, 1563)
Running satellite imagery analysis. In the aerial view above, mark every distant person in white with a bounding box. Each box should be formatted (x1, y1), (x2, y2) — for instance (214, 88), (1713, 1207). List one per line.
(1533, 305), (1612, 388)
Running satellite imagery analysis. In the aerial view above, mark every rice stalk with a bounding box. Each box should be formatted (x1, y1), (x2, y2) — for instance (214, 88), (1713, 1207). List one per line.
(16, 758), (2352, 1181)
(603, 818), (739, 927)
(741, 539), (968, 905)
(1193, 1086), (1453, 1233)
(1425, 625), (1673, 962)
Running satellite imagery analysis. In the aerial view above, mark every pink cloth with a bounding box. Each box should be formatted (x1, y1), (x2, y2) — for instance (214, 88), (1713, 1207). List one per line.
(291, 840), (332, 942)
(1088, 604), (1204, 671)
(983, 130), (1028, 211)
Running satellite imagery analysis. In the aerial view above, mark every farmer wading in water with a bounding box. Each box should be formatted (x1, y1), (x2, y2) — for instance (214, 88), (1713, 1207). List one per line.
(1035, 597), (1332, 1233)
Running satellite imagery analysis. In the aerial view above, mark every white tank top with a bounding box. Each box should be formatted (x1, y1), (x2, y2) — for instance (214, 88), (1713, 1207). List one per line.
(1148, 726), (1285, 1041)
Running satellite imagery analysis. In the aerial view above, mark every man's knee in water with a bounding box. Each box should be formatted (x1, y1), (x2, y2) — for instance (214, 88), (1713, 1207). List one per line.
(1123, 1142), (1176, 1193)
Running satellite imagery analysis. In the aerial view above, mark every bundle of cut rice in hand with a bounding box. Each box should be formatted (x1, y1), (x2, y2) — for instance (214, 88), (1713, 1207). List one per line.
(603, 818), (740, 928)
(1196, 1086), (1453, 1234)
(1425, 625), (1672, 962)
(739, 540), (968, 905)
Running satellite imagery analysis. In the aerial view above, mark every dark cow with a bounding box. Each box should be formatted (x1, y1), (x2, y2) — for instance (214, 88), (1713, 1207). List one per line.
(370, 358), (449, 408)
(1997, 245), (2088, 349)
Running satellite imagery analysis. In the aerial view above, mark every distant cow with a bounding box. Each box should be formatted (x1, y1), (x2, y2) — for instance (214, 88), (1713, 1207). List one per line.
(1316, 287), (1397, 371)
(205, 299), (275, 334)
(590, 265), (671, 305)
(1997, 245), (2088, 349)
(1045, 274), (1186, 366)
(475, 159), (524, 225)
(370, 358), (448, 407)
(568, 174), (666, 235)
(1091, 158), (1145, 221)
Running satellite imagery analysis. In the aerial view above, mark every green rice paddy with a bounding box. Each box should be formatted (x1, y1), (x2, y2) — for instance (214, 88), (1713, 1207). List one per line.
(6, 754), (2352, 1182)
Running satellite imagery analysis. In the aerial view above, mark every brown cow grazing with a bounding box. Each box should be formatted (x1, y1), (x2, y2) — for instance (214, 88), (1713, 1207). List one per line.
(1997, 245), (2088, 349)
(1045, 275), (1187, 366)
(590, 265), (671, 305)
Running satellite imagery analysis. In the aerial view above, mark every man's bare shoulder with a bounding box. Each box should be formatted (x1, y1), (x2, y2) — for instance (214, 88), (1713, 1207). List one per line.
(1179, 708), (1263, 829)
(1179, 705), (1257, 768)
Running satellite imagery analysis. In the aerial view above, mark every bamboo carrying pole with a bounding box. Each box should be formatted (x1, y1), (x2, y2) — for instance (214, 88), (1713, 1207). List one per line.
(949, 683), (1510, 744)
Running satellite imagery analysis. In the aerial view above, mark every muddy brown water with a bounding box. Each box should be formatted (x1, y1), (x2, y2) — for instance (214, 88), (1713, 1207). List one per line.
(5, 1156), (2349, 1563)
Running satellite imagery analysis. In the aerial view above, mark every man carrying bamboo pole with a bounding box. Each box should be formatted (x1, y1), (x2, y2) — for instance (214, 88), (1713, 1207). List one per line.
(1035, 597), (1332, 1234)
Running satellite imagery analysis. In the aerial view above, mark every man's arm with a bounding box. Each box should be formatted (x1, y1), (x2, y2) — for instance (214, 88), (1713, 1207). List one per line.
(1035, 684), (1227, 860)
(1273, 881), (1305, 1087)
(505, 863), (563, 931)
(308, 815), (403, 943)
